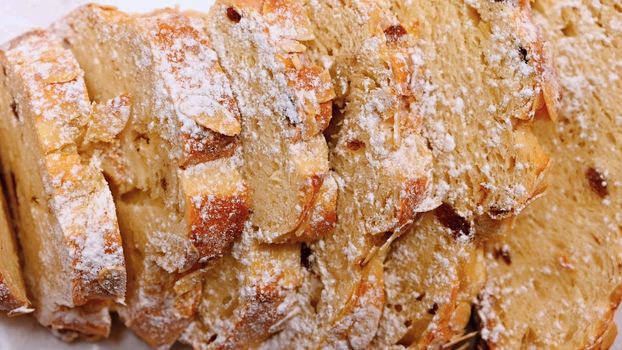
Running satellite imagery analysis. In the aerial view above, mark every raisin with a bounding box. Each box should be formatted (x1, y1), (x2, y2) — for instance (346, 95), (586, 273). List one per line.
(301, 243), (312, 270)
(416, 292), (425, 301)
(10, 100), (19, 121)
(518, 46), (529, 63)
(435, 203), (472, 238)
(384, 24), (407, 44)
(493, 246), (512, 265)
(226, 7), (241, 23)
(345, 139), (365, 151)
(586, 167), (609, 198)
(427, 303), (438, 315)
(489, 207), (512, 217)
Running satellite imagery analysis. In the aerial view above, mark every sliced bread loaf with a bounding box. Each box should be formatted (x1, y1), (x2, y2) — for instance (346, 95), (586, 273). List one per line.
(0, 30), (126, 340)
(478, 0), (622, 348)
(57, 5), (250, 347)
(0, 180), (30, 316)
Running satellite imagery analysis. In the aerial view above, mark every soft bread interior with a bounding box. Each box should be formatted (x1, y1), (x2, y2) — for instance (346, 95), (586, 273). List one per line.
(0, 179), (29, 313)
(479, 1), (622, 348)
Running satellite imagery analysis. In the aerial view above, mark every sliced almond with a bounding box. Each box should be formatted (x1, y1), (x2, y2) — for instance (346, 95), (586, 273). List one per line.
(84, 94), (131, 144)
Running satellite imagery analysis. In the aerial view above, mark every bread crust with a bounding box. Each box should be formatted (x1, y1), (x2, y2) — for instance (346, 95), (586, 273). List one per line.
(0, 276), (29, 315)
(0, 177), (30, 315)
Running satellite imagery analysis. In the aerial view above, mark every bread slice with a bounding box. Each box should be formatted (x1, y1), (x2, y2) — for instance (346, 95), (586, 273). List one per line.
(56, 5), (250, 347)
(363, 1), (560, 347)
(386, 0), (558, 219)
(0, 30), (126, 340)
(0, 183), (30, 316)
(478, 1), (622, 348)
(205, 0), (337, 244)
(178, 1), (336, 347)
(264, 1), (436, 348)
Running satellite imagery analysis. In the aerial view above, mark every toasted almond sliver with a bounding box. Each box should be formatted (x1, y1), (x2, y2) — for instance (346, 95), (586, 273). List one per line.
(277, 39), (307, 53)
(191, 109), (242, 137)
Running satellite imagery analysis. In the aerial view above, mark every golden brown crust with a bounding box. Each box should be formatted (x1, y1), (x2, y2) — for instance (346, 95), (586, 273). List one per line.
(279, 173), (338, 243)
(219, 285), (290, 349)
(321, 257), (385, 350)
(188, 193), (249, 260)
(0, 276), (29, 315)
(48, 302), (112, 342)
(516, 0), (560, 123)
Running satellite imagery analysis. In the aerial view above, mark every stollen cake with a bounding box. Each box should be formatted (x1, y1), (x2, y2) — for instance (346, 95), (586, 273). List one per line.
(57, 5), (250, 347)
(478, 0), (622, 348)
(179, 1), (337, 347)
(0, 30), (127, 340)
(0, 181), (30, 316)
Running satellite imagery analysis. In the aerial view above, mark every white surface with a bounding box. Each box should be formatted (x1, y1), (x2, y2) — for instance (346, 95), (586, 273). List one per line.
(0, 0), (621, 349)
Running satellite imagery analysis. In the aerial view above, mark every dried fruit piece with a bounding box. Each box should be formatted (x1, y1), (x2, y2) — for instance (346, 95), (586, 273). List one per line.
(384, 24), (407, 44)
(226, 7), (242, 22)
(586, 167), (609, 198)
(434, 203), (472, 238)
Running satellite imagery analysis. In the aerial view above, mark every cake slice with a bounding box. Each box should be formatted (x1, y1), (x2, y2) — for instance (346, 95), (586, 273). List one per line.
(57, 6), (250, 347)
(205, 0), (337, 245)
(478, 0), (622, 348)
(178, 1), (336, 347)
(0, 30), (126, 340)
(261, 1), (436, 348)
(366, 0), (560, 347)
(0, 182), (30, 316)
